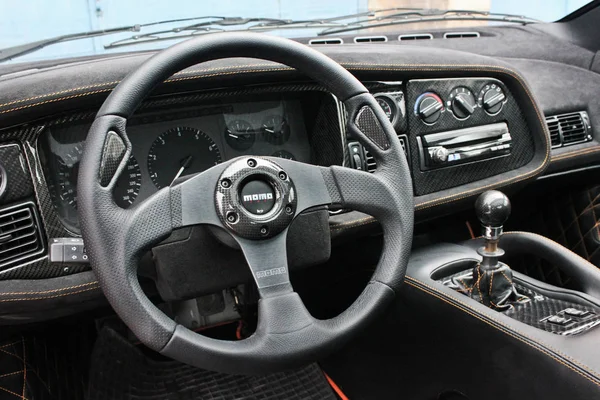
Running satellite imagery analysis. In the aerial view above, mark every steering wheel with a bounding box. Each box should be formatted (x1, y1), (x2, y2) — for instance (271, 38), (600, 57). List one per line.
(78, 32), (413, 375)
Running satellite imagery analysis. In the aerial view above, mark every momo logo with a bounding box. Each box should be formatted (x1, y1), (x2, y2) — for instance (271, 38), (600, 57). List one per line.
(256, 267), (287, 279)
(243, 192), (273, 202)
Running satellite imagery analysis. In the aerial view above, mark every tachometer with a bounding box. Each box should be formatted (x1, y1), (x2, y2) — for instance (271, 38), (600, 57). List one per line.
(148, 126), (222, 189)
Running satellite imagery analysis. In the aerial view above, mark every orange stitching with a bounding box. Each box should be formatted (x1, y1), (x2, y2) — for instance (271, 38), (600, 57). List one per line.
(405, 276), (600, 386)
(0, 342), (20, 350)
(0, 89), (113, 115)
(0, 63), (281, 109)
(0, 286), (100, 303)
(552, 146), (600, 161)
(0, 281), (98, 296)
(0, 371), (22, 379)
(0, 81), (119, 109)
(0, 384), (25, 399)
(0, 67), (291, 116)
(458, 277), (472, 293)
(500, 270), (513, 285)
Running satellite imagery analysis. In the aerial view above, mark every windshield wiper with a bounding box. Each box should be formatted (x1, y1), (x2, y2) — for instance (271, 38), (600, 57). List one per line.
(0, 16), (326, 62)
(103, 15), (372, 49)
(318, 9), (541, 36)
(0, 25), (142, 63)
(0, 9), (541, 62)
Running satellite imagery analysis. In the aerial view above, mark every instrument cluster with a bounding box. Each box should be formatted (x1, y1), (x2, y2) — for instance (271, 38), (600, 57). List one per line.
(39, 98), (310, 233)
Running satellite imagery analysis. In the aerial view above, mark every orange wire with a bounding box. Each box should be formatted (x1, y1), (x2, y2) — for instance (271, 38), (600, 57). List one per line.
(466, 220), (475, 239)
(324, 372), (350, 400)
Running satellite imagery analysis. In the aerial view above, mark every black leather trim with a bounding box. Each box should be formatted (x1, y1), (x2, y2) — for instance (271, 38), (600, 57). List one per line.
(406, 239), (600, 388)
(465, 232), (600, 299)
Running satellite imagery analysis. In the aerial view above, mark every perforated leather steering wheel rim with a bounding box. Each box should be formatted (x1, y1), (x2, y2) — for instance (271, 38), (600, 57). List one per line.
(78, 32), (414, 375)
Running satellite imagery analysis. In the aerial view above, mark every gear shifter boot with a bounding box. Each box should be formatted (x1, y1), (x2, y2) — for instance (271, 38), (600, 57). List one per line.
(470, 262), (520, 310)
(446, 190), (523, 310)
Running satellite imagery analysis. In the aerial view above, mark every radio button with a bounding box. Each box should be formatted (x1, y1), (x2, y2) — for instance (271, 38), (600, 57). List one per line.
(431, 147), (449, 164)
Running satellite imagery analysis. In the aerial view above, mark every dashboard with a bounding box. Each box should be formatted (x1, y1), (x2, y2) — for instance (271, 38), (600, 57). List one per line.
(1, 30), (595, 286)
(38, 94), (325, 233)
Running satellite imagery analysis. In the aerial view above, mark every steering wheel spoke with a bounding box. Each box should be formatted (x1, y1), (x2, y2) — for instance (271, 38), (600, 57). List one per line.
(235, 232), (293, 298)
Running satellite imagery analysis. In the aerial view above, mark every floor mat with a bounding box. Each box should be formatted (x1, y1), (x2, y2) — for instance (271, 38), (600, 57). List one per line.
(87, 327), (337, 400)
(0, 323), (94, 400)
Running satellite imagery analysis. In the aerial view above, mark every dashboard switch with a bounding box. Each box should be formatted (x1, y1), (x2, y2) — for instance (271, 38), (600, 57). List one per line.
(563, 308), (594, 318)
(49, 237), (88, 263)
(347, 142), (366, 171)
(546, 315), (573, 326)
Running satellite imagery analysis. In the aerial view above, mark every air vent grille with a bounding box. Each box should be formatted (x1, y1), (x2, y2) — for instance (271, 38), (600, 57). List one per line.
(545, 111), (592, 148)
(308, 38), (343, 45)
(443, 32), (480, 39)
(354, 36), (388, 43)
(0, 203), (44, 267)
(365, 134), (409, 173)
(398, 33), (433, 41)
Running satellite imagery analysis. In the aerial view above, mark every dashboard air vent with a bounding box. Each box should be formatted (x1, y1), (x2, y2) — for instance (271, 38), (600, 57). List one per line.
(365, 134), (409, 173)
(0, 203), (45, 267)
(354, 36), (388, 43)
(443, 32), (480, 39)
(546, 118), (561, 147)
(545, 111), (592, 148)
(308, 38), (343, 45)
(398, 33), (433, 41)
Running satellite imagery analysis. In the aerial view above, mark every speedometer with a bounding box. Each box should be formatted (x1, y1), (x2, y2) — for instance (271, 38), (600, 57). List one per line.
(148, 126), (222, 189)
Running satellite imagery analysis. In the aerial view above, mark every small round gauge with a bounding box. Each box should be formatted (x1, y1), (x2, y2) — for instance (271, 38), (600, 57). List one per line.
(262, 115), (291, 145)
(271, 150), (296, 160)
(449, 87), (476, 120)
(225, 119), (255, 151)
(376, 97), (394, 121)
(148, 126), (222, 189)
(113, 156), (142, 208)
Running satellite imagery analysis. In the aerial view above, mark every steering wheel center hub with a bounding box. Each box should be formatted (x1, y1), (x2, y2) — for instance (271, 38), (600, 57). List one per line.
(215, 157), (296, 239)
(240, 179), (275, 215)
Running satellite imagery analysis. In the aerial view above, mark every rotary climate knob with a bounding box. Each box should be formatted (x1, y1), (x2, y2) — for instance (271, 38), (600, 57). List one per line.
(481, 84), (506, 115)
(450, 87), (476, 119)
(415, 92), (443, 124)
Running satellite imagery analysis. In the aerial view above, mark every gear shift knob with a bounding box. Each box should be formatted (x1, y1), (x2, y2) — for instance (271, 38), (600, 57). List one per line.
(475, 190), (510, 269)
(475, 190), (511, 227)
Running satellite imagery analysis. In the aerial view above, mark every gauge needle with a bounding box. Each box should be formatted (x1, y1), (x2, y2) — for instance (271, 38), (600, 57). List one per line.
(170, 155), (194, 186)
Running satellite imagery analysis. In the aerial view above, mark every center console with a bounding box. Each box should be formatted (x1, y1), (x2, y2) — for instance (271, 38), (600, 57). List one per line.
(403, 191), (600, 395)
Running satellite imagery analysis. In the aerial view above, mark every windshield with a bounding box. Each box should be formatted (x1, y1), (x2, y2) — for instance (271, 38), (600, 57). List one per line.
(0, 0), (592, 64)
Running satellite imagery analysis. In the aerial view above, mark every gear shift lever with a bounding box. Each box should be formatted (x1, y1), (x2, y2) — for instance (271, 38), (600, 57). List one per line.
(470, 190), (519, 309)
(475, 190), (511, 269)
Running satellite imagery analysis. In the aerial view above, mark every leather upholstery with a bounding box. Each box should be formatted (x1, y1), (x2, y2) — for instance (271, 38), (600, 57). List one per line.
(406, 238), (600, 392)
